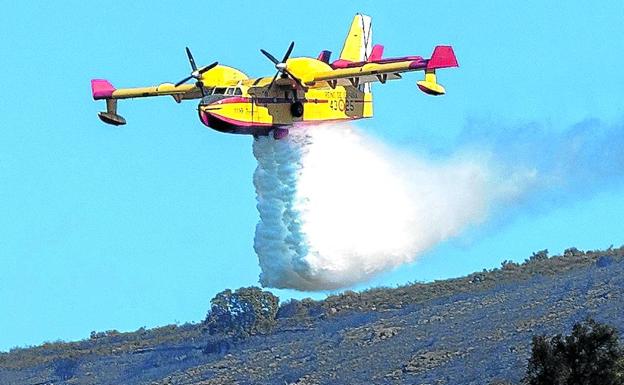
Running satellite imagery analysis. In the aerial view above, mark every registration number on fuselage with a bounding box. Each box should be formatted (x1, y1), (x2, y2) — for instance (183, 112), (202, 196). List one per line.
(329, 99), (355, 112)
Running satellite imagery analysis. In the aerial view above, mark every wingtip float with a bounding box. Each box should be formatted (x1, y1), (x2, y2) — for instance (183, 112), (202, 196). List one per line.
(91, 14), (458, 139)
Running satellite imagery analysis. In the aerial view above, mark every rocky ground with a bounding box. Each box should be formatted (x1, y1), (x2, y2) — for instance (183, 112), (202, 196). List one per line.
(1, 248), (623, 385)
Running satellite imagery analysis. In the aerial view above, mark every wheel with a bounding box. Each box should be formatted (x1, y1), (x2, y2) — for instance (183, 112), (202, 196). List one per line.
(290, 101), (304, 118)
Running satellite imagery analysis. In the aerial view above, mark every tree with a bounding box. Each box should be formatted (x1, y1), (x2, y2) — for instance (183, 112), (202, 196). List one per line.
(524, 319), (624, 385)
(204, 287), (279, 338)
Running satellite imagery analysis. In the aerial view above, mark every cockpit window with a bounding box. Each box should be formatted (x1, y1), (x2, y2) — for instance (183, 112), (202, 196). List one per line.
(225, 88), (234, 95)
(234, 87), (243, 96)
(212, 87), (226, 95)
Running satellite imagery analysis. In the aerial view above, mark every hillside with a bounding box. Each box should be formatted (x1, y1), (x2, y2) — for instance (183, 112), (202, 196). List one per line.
(2, 246), (624, 385)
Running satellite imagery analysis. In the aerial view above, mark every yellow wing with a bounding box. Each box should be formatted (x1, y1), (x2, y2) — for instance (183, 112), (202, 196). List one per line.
(305, 46), (459, 95)
(92, 81), (202, 101)
(91, 64), (250, 125)
(91, 80), (205, 125)
(307, 60), (418, 87)
(92, 64), (250, 100)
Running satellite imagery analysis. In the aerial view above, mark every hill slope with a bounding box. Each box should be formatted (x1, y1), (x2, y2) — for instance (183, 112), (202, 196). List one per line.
(2, 247), (624, 385)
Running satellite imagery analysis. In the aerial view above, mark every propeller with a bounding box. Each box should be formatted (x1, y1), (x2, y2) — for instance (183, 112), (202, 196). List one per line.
(175, 47), (218, 96)
(260, 41), (305, 90)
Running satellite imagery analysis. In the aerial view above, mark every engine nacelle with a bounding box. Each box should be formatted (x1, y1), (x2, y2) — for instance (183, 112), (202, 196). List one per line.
(200, 65), (248, 87)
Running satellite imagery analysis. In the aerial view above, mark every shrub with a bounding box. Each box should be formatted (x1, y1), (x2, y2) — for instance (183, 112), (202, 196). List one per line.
(525, 249), (549, 263)
(563, 247), (583, 258)
(501, 260), (519, 270)
(524, 319), (624, 385)
(204, 287), (279, 338)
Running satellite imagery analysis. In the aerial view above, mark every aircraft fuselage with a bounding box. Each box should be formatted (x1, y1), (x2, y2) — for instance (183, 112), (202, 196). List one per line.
(197, 83), (373, 139)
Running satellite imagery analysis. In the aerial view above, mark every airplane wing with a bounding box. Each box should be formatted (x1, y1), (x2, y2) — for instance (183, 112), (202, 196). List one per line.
(91, 61), (250, 125)
(90, 80), (204, 125)
(306, 46), (458, 94)
(91, 80), (202, 101)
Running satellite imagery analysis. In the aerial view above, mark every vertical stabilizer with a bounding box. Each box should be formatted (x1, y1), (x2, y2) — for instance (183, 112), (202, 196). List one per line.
(339, 14), (373, 62)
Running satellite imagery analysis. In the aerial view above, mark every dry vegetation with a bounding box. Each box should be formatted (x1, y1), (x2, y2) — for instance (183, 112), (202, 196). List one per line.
(314, 247), (623, 316)
(0, 247), (624, 376)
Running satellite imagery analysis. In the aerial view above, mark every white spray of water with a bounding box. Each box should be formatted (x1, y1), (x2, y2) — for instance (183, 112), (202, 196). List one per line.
(253, 124), (535, 290)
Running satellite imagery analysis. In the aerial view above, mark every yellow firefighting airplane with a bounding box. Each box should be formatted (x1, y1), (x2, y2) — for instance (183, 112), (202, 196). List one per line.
(91, 14), (458, 139)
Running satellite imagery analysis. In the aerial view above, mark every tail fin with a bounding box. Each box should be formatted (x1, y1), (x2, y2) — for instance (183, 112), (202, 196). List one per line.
(339, 13), (373, 62)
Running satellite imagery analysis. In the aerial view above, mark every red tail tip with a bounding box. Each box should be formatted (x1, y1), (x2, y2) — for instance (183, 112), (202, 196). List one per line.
(426, 46), (458, 70)
(91, 79), (115, 100)
(368, 44), (384, 61)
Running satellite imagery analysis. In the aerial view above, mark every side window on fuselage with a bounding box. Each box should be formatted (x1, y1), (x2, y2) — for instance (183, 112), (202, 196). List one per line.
(234, 88), (243, 96)
(213, 88), (226, 95)
(225, 88), (234, 95)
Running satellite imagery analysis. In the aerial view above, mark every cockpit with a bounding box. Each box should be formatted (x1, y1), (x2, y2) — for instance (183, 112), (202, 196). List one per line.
(199, 86), (244, 105)
(209, 87), (243, 96)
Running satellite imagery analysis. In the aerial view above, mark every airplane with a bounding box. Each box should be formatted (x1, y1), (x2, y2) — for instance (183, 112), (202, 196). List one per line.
(91, 14), (458, 139)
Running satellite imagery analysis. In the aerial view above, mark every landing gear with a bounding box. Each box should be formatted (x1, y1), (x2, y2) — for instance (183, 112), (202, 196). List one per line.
(290, 101), (304, 118)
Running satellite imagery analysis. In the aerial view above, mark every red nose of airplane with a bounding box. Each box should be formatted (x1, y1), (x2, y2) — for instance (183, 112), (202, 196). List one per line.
(198, 109), (211, 127)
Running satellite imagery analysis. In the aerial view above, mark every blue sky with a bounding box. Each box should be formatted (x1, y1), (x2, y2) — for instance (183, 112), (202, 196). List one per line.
(1, 1), (623, 350)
